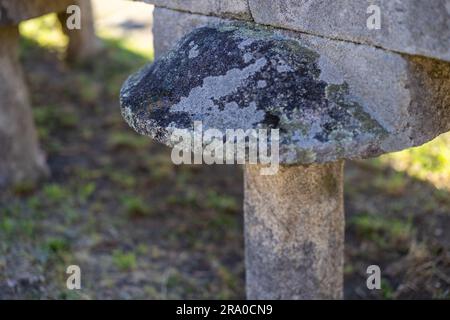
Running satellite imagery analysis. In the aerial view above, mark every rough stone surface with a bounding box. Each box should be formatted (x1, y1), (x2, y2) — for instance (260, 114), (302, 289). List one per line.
(57, 0), (102, 62)
(0, 26), (48, 186)
(120, 21), (450, 164)
(249, 0), (450, 62)
(139, 0), (251, 20)
(244, 162), (344, 299)
(153, 7), (223, 58)
(0, 0), (73, 26)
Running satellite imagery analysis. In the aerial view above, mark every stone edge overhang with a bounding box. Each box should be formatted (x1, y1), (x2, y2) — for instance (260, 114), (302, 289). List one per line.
(119, 22), (409, 165)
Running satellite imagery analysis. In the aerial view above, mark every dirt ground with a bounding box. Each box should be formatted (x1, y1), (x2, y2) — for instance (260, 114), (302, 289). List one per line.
(0, 8), (449, 300)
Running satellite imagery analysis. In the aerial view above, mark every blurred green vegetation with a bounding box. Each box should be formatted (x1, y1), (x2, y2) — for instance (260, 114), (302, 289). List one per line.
(112, 250), (137, 271)
(19, 14), (68, 53)
(375, 133), (450, 190)
(350, 213), (414, 248)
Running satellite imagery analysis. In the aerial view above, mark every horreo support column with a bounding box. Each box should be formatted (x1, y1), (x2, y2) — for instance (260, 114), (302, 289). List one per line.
(120, 20), (450, 299)
(0, 26), (48, 186)
(244, 163), (344, 299)
(57, 0), (102, 63)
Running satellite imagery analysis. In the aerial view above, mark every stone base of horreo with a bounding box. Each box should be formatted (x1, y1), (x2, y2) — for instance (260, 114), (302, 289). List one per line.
(142, 0), (450, 62)
(150, 8), (450, 163)
(0, 26), (49, 187)
(244, 163), (344, 299)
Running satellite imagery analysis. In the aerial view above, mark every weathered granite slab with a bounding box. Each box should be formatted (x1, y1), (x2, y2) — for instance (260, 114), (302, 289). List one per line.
(153, 7), (223, 58)
(0, 0), (73, 26)
(249, 0), (450, 62)
(120, 21), (450, 164)
(139, 0), (251, 20)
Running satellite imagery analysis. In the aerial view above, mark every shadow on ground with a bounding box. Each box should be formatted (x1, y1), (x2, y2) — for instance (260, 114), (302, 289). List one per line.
(0, 35), (448, 299)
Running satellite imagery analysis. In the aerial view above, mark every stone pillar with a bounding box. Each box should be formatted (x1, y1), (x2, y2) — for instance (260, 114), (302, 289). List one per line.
(244, 162), (345, 299)
(57, 0), (101, 63)
(0, 26), (48, 186)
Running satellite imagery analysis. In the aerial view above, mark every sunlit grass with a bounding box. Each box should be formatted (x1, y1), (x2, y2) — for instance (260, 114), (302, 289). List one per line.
(96, 29), (153, 60)
(376, 132), (450, 190)
(19, 13), (153, 60)
(19, 13), (68, 52)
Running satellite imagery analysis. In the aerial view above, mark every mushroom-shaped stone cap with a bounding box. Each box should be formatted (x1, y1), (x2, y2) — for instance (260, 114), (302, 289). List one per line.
(120, 22), (391, 164)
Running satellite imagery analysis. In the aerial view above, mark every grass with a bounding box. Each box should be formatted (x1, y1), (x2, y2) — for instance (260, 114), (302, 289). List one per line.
(350, 213), (413, 247)
(20, 12), (153, 59)
(121, 195), (153, 218)
(0, 218), (16, 236)
(381, 279), (395, 299)
(373, 172), (408, 196)
(95, 22), (153, 60)
(78, 182), (96, 203)
(19, 13), (68, 54)
(44, 237), (70, 255)
(12, 181), (38, 196)
(107, 132), (151, 150)
(205, 191), (239, 214)
(34, 105), (79, 129)
(1, 11), (159, 299)
(375, 132), (450, 190)
(166, 190), (199, 208)
(147, 155), (174, 181)
(112, 250), (137, 271)
(108, 171), (137, 189)
(43, 184), (71, 204)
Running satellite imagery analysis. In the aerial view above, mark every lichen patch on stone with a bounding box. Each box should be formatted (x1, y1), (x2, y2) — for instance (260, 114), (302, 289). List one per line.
(120, 22), (389, 164)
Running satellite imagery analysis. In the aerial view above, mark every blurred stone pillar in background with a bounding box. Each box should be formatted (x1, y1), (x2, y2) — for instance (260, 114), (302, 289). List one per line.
(57, 0), (102, 63)
(0, 26), (48, 186)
